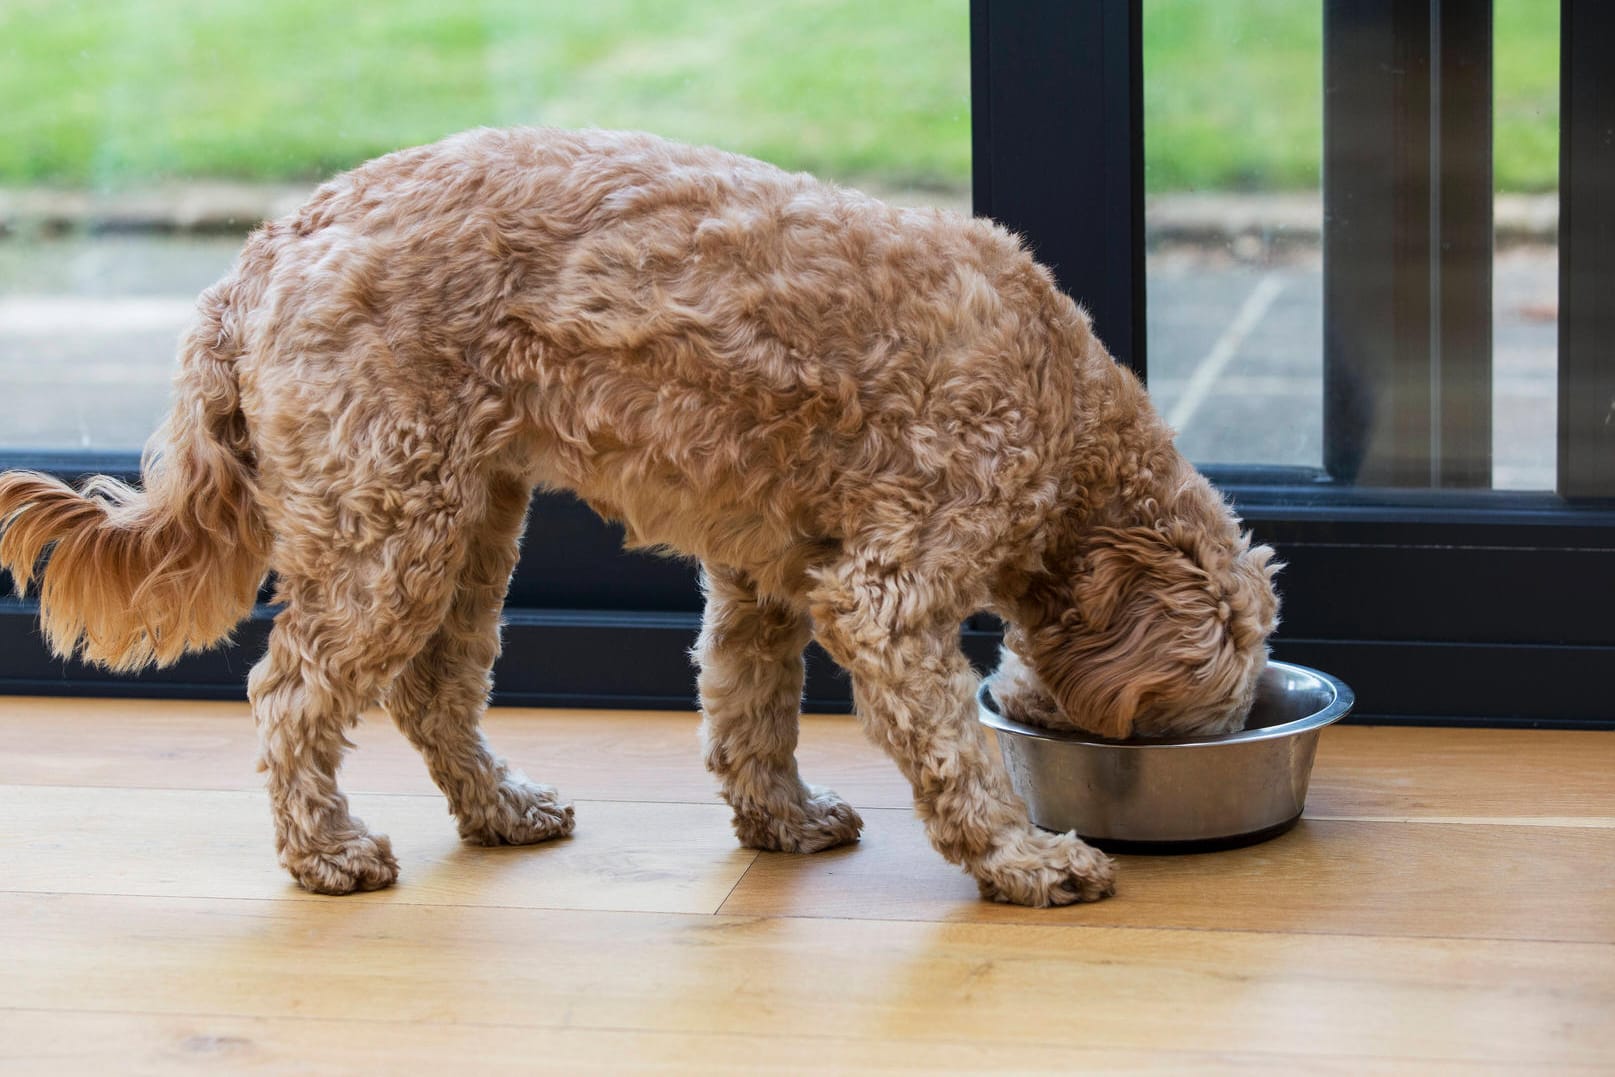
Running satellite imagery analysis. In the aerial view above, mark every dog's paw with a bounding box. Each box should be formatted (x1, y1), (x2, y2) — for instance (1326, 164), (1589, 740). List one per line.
(973, 828), (1116, 907)
(734, 785), (864, 853)
(283, 830), (399, 895)
(458, 777), (576, 846)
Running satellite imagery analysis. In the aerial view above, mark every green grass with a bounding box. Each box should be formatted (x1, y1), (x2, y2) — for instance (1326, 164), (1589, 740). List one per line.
(0, 0), (972, 189)
(1493, 0), (1560, 193)
(1144, 0), (1323, 191)
(1143, 0), (1559, 193)
(0, 0), (1560, 193)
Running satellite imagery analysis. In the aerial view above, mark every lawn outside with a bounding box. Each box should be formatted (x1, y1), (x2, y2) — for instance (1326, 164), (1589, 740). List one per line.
(0, 0), (971, 192)
(0, 0), (1559, 196)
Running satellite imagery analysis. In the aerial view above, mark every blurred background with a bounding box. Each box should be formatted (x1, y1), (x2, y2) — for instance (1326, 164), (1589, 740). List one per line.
(0, 0), (1560, 487)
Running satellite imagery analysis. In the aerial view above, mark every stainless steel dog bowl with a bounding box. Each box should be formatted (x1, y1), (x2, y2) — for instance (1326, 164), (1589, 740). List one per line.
(978, 661), (1354, 852)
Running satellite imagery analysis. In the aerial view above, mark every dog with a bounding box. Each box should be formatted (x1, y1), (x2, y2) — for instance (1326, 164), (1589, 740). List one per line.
(0, 128), (1278, 906)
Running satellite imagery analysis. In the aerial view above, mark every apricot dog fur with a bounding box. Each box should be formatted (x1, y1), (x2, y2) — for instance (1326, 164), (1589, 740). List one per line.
(0, 128), (1278, 905)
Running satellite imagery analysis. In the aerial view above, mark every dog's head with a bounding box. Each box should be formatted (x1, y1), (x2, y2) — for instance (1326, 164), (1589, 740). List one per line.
(992, 520), (1280, 740)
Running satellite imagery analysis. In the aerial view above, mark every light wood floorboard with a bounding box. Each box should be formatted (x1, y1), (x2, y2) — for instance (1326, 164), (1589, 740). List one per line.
(3, 698), (1611, 819)
(1, 696), (1612, 1073)
(4, 894), (1612, 1068)
(6, 785), (1614, 942)
(719, 807), (1615, 941)
(9, 1010), (1576, 1077)
(0, 786), (752, 914)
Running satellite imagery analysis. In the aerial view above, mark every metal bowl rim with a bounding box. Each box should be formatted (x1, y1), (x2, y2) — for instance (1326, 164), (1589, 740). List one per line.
(978, 660), (1355, 750)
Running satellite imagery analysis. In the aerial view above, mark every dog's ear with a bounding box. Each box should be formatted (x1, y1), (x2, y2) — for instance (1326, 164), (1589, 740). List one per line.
(1027, 525), (1280, 740)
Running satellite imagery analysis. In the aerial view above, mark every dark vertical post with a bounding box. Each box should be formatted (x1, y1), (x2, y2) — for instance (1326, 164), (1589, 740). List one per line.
(1323, 0), (1491, 487)
(970, 0), (1146, 379)
(1324, 0), (1430, 486)
(1558, 0), (1615, 499)
(1433, 1), (1494, 487)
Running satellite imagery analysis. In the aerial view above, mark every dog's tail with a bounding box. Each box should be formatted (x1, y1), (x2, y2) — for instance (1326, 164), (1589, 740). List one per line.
(0, 291), (270, 671)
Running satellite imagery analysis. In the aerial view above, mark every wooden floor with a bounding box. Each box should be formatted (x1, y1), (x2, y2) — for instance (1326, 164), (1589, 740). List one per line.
(1, 698), (1612, 1074)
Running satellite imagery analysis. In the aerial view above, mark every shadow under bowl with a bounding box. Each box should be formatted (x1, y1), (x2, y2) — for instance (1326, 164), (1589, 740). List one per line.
(978, 660), (1355, 853)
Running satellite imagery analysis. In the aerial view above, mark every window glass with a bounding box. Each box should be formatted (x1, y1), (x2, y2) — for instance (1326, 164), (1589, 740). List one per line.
(1143, 0), (1561, 491)
(0, 1), (969, 452)
(1143, 0), (1324, 473)
(1492, 0), (1558, 490)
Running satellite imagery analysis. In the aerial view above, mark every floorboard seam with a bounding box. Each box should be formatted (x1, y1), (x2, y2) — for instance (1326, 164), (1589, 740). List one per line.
(6, 889), (1612, 947)
(1, 1003), (1582, 1066)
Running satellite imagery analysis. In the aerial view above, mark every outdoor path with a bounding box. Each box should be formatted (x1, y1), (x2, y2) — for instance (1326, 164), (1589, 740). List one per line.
(1147, 248), (1557, 488)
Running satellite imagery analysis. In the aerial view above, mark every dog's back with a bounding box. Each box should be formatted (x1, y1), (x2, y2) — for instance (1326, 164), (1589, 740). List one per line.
(223, 126), (1102, 598)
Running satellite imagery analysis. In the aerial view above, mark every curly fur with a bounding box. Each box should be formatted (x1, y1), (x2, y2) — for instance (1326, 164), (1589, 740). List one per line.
(0, 128), (1278, 904)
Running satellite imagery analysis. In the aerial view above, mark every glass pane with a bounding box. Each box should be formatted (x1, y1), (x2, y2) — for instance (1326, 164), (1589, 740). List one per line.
(0, 1), (969, 453)
(1141, 0), (1325, 473)
(1142, 0), (1562, 492)
(1492, 0), (1559, 491)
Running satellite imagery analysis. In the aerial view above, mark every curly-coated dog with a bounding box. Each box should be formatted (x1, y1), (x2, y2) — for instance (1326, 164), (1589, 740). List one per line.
(0, 128), (1278, 906)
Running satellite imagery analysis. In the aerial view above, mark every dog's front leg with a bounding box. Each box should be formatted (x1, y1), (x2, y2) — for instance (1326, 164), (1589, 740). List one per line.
(810, 564), (1116, 906)
(697, 565), (863, 852)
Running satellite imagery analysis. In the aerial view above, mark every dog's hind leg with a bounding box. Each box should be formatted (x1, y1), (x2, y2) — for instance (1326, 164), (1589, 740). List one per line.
(251, 544), (468, 895)
(809, 556), (1116, 907)
(385, 473), (574, 847)
(248, 419), (501, 895)
(697, 564), (864, 852)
